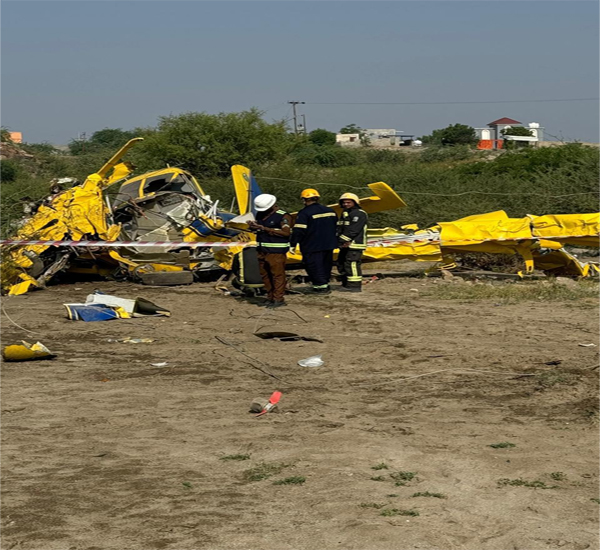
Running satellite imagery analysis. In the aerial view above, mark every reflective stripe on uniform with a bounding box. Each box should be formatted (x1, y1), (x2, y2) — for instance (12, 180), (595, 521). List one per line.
(240, 251), (245, 282)
(349, 222), (367, 249)
(258, 242), (290, 248)
(294, 223), (308, 229)
(339, 235), (352, 241)
(312, 212), (337, 219)
(349, 262), (360, 281)
(313, 284), (329, 289)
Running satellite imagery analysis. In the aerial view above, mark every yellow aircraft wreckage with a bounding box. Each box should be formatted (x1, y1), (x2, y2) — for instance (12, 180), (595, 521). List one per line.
(2, 138), (598, 296)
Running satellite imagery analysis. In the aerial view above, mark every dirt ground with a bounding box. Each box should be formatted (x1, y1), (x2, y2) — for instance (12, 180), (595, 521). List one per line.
(1, 272), (599, 550)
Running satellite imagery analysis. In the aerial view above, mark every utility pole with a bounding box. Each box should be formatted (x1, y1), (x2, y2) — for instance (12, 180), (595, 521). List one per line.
(301, 114), (307, 134)
(288, 101), (305, 134)
(79, 132), (87, 153)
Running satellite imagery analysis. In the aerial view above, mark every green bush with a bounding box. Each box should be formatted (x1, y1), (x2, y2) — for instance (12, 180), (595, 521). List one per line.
(308, 128), (336, 147)
(291, 145), (359, 167)
(1, 127), (12, 143)
(364, 149), (408, 165)
(460, 143), (598, 177)
(501, 126), (534, 137)
(1, 160), (18, 183)
(421, 123), (478, 146)
(21, 142), (61, 155)
(420, 145), (473, 163)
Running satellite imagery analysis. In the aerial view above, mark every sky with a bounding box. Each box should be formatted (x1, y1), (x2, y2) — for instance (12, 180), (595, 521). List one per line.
(2, 1), (598, 144)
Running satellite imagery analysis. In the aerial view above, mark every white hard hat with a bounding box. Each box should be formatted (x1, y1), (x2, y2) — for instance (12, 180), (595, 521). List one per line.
(254, 194), (277, 212)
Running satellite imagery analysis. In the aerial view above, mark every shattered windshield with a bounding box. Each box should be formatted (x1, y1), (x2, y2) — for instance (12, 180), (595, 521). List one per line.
(113, 170), (201, 209)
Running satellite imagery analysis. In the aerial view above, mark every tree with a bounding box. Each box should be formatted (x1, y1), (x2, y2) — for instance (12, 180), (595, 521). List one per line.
(68, 128), (137, 155)
(339, 124), (362, 135)
(339, 124), (371, 146)
(22, 142), (61, 155)
(1, 127), (12, 143)
(132, 109), (291, 177)
(501, 126), (534, 137)
(89, 128), (137, 148)
(308, 128), (336, 147)
(420, 124), (478, 146)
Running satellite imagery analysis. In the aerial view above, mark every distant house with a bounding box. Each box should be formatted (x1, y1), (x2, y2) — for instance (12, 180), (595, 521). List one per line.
(9, 131), (23, 144)
(365, 128), (397, 140)
(365, 129), (417, 147)
(337, 128), (416, 148)
(475, 118), (544, 149)
(336, 133), (361, 147)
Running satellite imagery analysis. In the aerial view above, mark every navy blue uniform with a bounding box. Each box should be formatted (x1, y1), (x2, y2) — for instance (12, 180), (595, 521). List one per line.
(337, 206), (368, 290)
(290, 203), (337, 290)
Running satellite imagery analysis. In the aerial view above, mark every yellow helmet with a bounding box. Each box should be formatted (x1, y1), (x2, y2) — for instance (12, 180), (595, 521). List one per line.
(300, 188), (320, 199)
(339, 192), (360, 206)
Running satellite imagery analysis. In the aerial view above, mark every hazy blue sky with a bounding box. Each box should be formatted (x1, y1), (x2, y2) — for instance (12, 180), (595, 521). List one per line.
(2, 1), (598, 144)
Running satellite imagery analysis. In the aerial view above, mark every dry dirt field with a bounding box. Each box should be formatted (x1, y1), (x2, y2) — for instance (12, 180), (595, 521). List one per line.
(1, 273), (599, 550)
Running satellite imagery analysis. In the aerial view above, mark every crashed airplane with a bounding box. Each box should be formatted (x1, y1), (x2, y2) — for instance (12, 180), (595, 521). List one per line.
(2, 137), (598, 295)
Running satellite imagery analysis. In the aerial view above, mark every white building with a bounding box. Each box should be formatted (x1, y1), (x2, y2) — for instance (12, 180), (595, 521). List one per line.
(337, 128), (417, 148)
(364, 128), (397, 140)
(475, 117), (545, 149)
(335, 133), (361, 147)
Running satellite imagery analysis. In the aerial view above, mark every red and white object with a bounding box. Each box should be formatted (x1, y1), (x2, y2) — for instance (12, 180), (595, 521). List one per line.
(256, 391), (282, 418)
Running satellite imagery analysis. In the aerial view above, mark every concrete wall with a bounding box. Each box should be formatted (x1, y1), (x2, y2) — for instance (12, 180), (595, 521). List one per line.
(369, 137), (397, 147)
(336, 133), (361, 147)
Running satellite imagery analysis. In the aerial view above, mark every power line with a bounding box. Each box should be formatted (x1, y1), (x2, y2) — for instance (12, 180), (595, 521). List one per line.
(306, 98), (599, 106)
(256, 176), (597, 198)
(260, 102), (287, 113)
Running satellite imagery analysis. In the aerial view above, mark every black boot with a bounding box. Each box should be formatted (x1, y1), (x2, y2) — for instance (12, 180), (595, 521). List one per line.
(338, 286), (361, 293)
(307, 285), (331, 295)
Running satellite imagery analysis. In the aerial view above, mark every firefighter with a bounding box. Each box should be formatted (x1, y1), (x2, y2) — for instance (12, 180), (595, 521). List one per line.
(290, 188), (338, 294)
(249, 194), (292, 308)
(337, 192), (368, 292)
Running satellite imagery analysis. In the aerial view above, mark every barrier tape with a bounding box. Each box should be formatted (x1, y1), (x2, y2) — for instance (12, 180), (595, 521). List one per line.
(0, 234), (594, 249)
(0, 238), (440, 248)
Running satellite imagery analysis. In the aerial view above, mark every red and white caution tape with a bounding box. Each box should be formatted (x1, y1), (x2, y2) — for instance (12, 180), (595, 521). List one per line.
(1, 237), (439, 248)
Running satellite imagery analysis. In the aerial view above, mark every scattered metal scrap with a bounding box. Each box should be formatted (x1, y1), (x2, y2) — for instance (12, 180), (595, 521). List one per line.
(254, 331), (323, 343)
(64, 292), (170, 322)
(3, 341), (56, 362)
